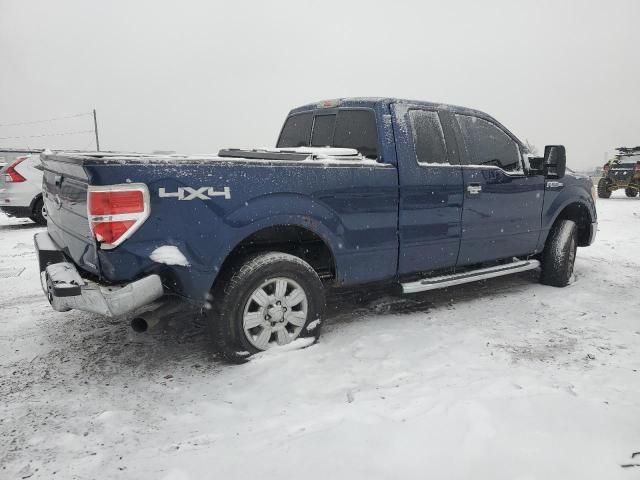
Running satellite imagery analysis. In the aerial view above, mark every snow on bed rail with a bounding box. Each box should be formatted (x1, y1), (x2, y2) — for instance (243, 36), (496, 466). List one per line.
(41, 147), (384, 166)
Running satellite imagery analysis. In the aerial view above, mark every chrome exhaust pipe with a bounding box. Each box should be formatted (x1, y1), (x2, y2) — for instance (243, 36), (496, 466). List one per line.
(130, 315), (159, 333)
(130, 299), (184, 333)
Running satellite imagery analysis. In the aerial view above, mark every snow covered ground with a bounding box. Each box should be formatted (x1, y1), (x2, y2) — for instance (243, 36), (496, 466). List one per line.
(1, 193), (639, 480)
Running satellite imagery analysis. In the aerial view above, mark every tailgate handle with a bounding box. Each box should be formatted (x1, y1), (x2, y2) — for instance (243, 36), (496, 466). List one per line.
(54, 174), (63, 186)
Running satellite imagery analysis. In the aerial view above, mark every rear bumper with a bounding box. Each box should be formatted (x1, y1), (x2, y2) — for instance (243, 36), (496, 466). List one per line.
(34, 232), (164, 317)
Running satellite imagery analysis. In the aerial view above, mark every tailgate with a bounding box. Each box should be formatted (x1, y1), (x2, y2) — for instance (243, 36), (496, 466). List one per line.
(41, 155), (100, 275)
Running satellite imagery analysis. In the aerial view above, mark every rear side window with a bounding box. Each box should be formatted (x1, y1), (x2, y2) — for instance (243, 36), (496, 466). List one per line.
(333, 110), (378, 159)
(277, 113), (313, 148)
(456, 115), (521, 171)
(311, 115), (336, 147)
(408, 110), (449, 165)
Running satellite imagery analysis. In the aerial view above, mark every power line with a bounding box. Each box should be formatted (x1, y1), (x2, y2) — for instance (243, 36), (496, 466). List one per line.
(0, 112), (92, 128)
(0, 130), (95, 140)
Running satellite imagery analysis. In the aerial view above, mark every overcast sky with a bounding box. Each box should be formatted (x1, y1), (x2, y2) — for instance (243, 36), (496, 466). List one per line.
(1, 0), (639, 168)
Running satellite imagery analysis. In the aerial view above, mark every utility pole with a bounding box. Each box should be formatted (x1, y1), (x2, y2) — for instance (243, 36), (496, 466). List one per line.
(93, 109), (100, 151)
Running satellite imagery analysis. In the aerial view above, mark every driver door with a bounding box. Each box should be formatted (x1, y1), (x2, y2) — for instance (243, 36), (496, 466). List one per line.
(454, 114), (545, 266)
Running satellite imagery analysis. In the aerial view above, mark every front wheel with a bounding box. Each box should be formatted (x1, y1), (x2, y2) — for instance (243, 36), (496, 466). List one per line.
(625, 187), (638, 198)
(597, 178), (612, 198)
(207, 252), (325, 362)
(540, 219), (578, 287)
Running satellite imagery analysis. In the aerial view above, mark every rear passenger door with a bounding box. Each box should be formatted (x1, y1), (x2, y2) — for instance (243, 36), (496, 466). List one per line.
(393, 105), (464, 275)
(454, 114), (544, 266)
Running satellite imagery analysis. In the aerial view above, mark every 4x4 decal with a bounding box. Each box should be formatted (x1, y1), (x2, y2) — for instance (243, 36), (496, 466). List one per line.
(159, 186), (231, 201)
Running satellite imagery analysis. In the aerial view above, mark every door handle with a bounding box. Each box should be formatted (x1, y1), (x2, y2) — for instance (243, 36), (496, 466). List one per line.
(467, 184), (482, 195)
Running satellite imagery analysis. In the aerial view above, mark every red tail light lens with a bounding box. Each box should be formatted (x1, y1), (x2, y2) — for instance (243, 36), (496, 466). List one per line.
(91, 221), (136, 244)
(4, 157), (28, 182)
(88, 190), (144, 215)
(87, 185), (149, 249)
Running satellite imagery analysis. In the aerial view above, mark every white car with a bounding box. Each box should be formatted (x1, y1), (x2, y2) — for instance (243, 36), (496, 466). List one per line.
(0, 153), (46, 225)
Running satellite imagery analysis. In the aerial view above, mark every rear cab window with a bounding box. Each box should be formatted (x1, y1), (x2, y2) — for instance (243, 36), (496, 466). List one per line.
(311, 114), (336, 147)
(278, 108), (379, 159)
(277, 112), (313, 148)
(333, 110), (378, 159)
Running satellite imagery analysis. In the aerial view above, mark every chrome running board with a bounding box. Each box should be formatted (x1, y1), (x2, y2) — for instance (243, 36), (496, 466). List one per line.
(401, 259), (540, 294)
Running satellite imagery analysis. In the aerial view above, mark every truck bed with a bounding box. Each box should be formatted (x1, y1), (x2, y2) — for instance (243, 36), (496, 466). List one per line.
(40, 148), (399, 301)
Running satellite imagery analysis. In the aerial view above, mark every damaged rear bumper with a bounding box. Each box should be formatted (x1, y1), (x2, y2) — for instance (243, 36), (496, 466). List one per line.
(34, 232), (164, 317)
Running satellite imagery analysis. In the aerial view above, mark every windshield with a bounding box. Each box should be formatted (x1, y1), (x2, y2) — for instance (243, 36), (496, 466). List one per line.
(614, 156), (640, 165)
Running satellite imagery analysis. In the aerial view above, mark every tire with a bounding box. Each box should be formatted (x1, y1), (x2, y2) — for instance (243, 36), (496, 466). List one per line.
(597, 178), (612, 198)
(540, 219), (578, 287)
(625, 187), (638, 198)
(30, 197), (47, 225)
(207, 252), (325, 363)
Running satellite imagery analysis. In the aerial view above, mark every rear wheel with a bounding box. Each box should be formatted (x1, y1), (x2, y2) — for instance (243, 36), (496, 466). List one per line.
(30, 197), (47, 225)
(207, 252), (325, 363)
(540, 219), (578, 287)
(597, 178), (612, 198)
(625, 187), (638, 198)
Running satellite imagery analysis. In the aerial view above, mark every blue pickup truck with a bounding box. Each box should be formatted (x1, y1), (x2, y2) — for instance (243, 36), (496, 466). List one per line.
(35, 98), (597, 360)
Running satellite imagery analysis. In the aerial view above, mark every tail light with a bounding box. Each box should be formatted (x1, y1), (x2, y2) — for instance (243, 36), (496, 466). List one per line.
(4, 156), (28, 182)
(87, 184), (150, 249)
(602, 163), (610, 175)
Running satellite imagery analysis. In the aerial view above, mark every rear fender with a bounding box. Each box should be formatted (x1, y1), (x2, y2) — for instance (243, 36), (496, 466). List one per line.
(98, 192), (346, 304)
(211, 192), (345, 275)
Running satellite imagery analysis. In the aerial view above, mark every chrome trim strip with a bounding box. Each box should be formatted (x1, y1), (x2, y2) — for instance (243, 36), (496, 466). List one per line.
(401, 259), (540, 294)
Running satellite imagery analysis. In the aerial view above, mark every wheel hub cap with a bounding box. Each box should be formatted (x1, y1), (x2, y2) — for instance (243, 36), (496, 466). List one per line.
(267, 305), (285, 322)
(242, 277), (308, 350)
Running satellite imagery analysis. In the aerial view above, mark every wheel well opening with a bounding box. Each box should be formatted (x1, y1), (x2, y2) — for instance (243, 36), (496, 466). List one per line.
(30, 193), (42, 212)
(218, 225), (336, 283)
(555, 203), (592, 246)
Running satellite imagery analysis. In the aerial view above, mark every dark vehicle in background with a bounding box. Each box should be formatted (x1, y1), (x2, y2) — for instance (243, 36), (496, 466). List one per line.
(34, 98), (597, 361)
(598, 147), (640, 198)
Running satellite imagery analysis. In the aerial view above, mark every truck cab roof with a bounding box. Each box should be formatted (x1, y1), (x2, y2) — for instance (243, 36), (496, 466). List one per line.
(287, 97), (524, 149)
(289, 97), (483, 115)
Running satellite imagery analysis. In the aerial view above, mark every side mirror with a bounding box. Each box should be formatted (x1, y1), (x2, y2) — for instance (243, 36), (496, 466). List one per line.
(544, 145), (566, 179)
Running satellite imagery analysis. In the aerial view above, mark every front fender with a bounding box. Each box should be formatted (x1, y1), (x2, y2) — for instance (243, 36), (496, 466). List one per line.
(537, 180), (596, 250)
